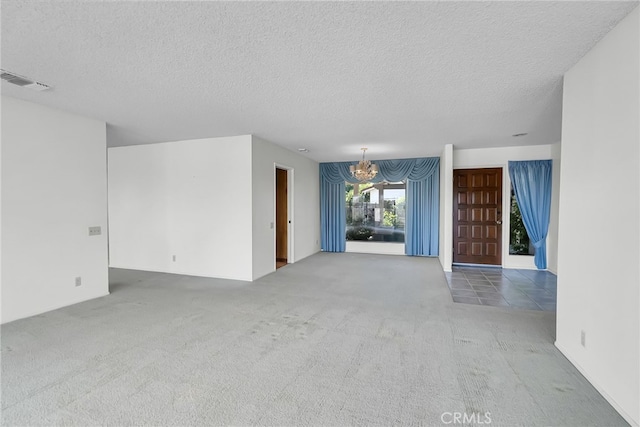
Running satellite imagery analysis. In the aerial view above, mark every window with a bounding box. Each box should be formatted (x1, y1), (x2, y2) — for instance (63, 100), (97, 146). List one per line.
(346, 181), (406, 243)
(509, 188), (534, 255)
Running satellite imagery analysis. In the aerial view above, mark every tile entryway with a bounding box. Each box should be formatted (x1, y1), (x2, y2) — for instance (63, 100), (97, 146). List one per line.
(444, 266), (557, 311)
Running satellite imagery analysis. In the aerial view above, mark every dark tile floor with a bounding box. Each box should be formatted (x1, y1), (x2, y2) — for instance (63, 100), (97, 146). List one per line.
(444, 265), (557, 311)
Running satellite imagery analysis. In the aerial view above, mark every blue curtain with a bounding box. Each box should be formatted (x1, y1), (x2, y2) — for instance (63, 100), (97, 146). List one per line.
(508, 160), (552, 269)
(320, 157), (440, 255)
(406, 173), (439, 256)
(320, 179), (346, 252)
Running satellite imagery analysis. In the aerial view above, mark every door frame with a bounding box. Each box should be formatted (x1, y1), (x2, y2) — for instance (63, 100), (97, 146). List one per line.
(451, 166), (505, 267)
(452, 166), (504, 267)
(274, 163), (294, 269)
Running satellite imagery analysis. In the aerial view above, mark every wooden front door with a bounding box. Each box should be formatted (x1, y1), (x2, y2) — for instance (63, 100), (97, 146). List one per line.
(453, 168), (503, 265)
(276, 168), (288, 264)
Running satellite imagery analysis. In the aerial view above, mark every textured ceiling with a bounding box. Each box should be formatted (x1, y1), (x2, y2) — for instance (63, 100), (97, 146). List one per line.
(2, 1), (637, 162)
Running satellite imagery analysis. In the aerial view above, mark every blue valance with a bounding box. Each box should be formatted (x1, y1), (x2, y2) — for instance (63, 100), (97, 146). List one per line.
(320, 157), (440, 184)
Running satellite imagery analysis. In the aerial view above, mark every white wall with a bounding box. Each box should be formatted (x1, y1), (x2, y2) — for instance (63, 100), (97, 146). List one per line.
(449, 144), (560, 270)
(556, 7), (639, 426)
(1, 96), (108, 324)
(251, 136), (320, 280)
(439, 144), (454, 271)
(108, 136), (254, 281)
(547, 142), (561, 274)
(345, 241), (404, 256)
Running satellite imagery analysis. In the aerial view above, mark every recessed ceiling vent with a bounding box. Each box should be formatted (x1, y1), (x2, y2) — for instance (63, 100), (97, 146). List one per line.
(1, 69), (50, 91)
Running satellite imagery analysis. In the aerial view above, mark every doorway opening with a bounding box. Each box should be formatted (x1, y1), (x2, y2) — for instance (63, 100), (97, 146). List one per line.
(453, 168), (503, 266)
(275, 167), (291, 269)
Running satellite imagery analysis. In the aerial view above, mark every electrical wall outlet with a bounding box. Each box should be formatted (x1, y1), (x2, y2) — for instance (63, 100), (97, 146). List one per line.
(88, 226), (101, 236)
(172, 255), (176, 262)
(581, 330), (586, 347)
(75, 277), (82, 287)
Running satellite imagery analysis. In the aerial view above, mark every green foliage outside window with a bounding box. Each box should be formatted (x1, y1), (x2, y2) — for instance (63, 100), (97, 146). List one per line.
(346, 226), (374, 241)
(510, 192), (532, 255)
(383, 210), (397, 227)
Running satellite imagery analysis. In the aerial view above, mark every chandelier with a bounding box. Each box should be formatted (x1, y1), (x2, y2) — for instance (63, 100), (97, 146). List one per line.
(349, 148), (378, 181)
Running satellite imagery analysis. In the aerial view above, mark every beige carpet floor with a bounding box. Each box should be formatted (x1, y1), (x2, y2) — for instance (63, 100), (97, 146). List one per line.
(1, 253), (628, 426)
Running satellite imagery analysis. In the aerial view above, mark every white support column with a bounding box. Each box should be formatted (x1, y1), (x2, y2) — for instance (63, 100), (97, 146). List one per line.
(439, 144), (454, 272)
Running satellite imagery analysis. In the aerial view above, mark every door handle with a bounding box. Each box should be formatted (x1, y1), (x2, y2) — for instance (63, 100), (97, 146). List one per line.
(496, 220), (502, 225)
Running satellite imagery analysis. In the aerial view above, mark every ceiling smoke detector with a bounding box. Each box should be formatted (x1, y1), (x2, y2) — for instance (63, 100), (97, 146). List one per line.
(1, 69), (50, 91)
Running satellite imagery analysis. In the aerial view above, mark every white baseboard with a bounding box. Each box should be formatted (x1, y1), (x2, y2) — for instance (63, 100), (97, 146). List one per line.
(555, 341), (638, 427)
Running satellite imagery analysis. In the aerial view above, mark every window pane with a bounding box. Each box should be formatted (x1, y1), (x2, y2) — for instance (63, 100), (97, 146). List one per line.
(346, 181), (405, 243)
(509, 188), (534, 255)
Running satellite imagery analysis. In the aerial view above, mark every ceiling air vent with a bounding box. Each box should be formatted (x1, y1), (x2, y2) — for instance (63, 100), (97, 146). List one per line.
(1, 69), (50, 91)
